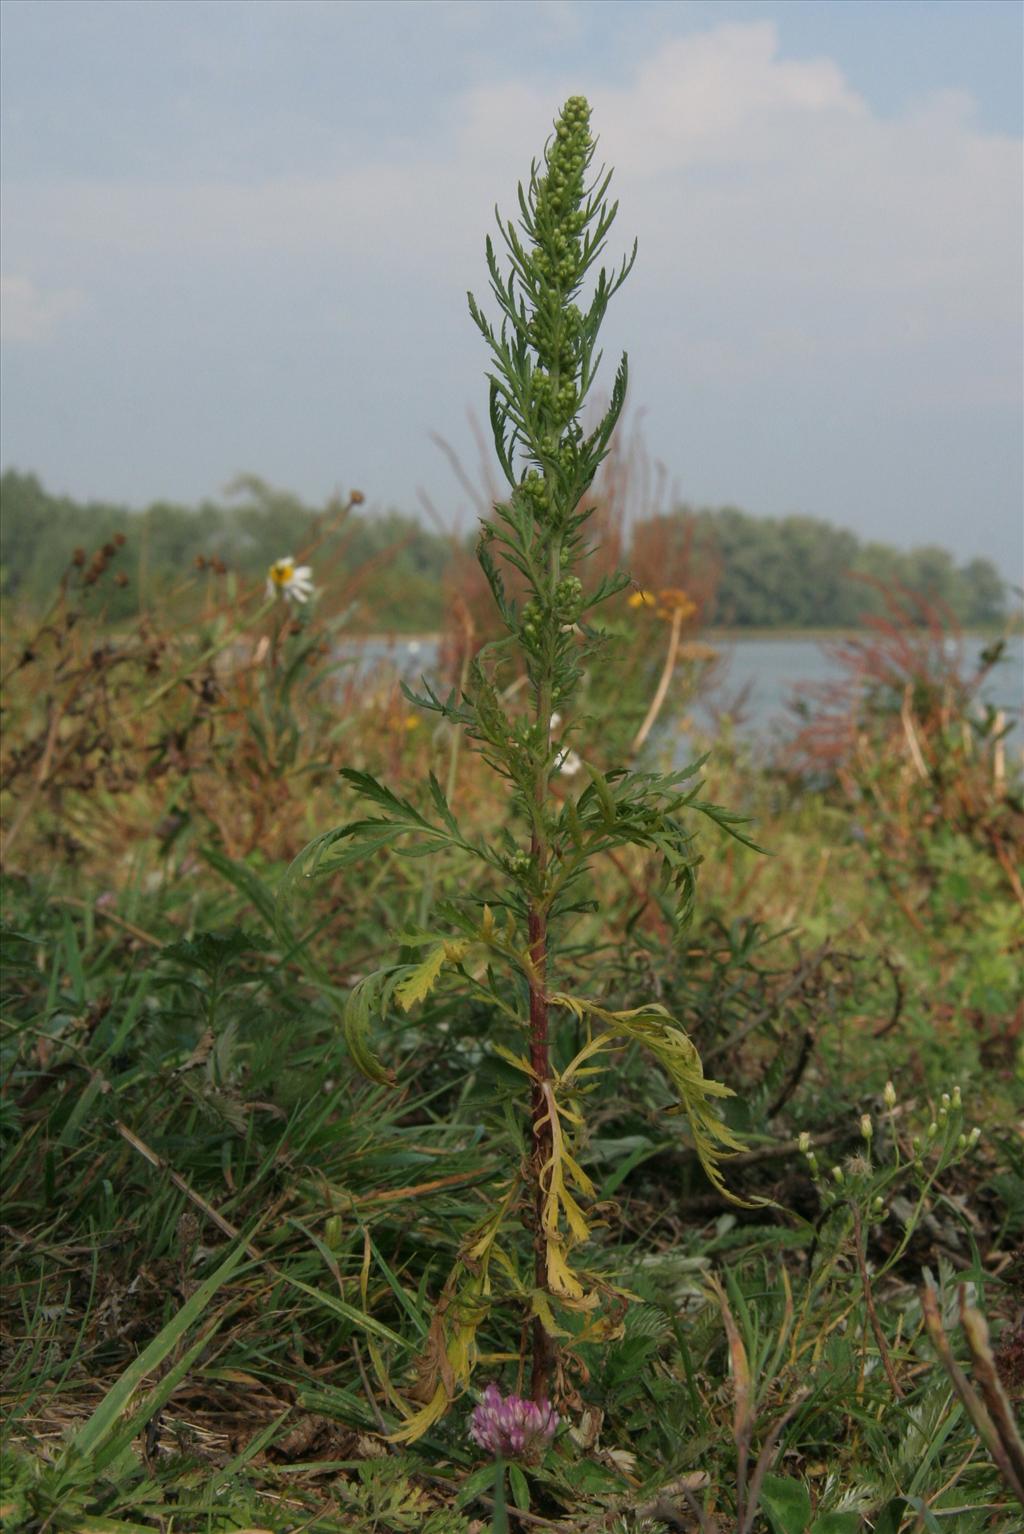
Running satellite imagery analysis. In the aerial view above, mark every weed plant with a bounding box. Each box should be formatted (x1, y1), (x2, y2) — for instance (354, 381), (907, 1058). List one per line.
(1, 97), (1022, 1534)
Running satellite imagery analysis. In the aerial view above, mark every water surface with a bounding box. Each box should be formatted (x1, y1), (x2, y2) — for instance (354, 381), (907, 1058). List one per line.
(337, 632), (1024, 750)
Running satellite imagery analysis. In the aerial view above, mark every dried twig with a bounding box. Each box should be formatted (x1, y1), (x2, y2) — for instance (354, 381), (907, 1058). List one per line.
(921, 1283), (1024, 1506)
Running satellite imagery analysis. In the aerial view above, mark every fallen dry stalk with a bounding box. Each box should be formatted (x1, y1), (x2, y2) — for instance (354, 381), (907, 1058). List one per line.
(921, 1281), (1024, 1507)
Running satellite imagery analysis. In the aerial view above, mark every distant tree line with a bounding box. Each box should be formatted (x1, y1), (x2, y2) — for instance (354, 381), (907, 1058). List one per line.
(631, 506), (1009, 629)
(0, 469), (1009, 630)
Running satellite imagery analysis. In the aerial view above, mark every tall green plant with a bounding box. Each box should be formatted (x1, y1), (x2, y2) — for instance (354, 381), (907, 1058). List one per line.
(294, 97), (755, 1437)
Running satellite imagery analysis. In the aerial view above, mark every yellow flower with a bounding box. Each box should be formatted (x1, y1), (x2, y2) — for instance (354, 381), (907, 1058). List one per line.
(628, 587), (697, 622)
(655, 588), (697, 622)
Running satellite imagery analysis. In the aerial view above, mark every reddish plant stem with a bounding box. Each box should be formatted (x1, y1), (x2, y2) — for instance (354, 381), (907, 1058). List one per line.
(527, 833), (554, 1403)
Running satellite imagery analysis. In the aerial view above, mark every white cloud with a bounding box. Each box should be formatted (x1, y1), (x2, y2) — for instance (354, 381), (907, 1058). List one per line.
(0, 20), (1019, 561)
(0, 273), (85, 344)
(7, 21), (1014, 352)
(5, 21), (1017, 299)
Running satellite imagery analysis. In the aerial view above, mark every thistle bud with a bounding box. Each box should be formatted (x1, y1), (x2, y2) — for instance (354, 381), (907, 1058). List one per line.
(967, 1126), (981, 1148)
(883, 1080), (897, 1110)
(860, 1115), (873, 1141)
(798, 1131), (811, 1154)
(831, 1165), (844, 1185)
(951, 1085), (961, 1109)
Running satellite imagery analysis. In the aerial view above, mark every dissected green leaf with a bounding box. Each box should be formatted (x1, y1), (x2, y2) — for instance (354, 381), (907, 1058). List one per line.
(551, 993), (750, 1204)
(343, 971), (397, 1086)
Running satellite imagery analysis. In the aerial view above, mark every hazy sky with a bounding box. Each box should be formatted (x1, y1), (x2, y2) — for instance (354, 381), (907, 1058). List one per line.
(2, 0), (1021, 576)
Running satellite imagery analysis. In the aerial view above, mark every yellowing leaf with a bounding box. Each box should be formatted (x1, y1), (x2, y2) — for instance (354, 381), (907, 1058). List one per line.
(560, 1187), (592, 1242)
(394, 939), (470, 1012)
(491, 1043), (537, 1077)
(387, 1382), (449, 1443)
(546, 1240), (585, 1298)
(550, 993), (756, 1206)
(529, 1289), (570, 1338)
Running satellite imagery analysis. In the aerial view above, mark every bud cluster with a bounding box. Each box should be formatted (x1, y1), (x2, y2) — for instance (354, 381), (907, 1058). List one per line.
(529, 95), (590, 302)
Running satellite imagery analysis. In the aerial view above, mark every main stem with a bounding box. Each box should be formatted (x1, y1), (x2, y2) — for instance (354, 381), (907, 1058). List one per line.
(528, 573), (557, 1403)
(527, 863), (553, 1402)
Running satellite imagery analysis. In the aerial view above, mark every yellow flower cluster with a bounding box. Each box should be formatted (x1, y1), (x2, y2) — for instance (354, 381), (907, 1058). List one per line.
(627, 587), (697, 622)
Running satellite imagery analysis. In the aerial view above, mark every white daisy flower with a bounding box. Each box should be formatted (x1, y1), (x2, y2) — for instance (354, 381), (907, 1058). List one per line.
(266, 556), (314, 604)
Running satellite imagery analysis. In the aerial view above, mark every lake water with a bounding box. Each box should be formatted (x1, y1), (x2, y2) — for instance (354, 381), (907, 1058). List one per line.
(698, 633), (1024, 748)
(338, 632), (1024, 751)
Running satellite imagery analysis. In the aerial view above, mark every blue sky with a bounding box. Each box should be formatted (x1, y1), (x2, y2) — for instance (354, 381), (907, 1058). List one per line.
(2, 0), (1021, 576)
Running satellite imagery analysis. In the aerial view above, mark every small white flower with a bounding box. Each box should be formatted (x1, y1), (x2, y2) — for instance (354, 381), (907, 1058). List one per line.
(549, 712), (581, 775)
(266, 556), (314, 604)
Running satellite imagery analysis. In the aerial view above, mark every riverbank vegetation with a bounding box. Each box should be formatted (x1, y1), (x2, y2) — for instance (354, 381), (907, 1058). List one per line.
(2, 97), (1022, 1534)
(2, 509), (1021, 1532)
(0, 464), (1011, 634)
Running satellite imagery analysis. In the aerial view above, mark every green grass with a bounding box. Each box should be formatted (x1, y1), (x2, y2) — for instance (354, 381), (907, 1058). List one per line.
(1, 805), (1021, 1531)
(1, 576), (1022, 1531)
